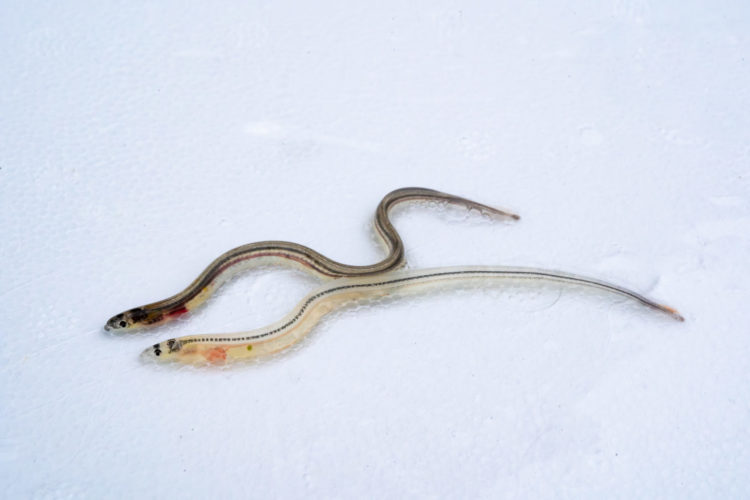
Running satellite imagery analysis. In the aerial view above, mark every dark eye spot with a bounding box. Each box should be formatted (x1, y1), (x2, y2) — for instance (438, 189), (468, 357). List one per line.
(119, 320), (127, 328)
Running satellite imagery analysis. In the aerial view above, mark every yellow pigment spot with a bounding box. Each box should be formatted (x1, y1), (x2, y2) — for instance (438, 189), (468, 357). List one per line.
(247, 345), (253, 351)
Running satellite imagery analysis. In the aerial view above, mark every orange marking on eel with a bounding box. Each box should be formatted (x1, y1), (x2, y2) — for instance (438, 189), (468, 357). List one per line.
(204, 347), (227, 362)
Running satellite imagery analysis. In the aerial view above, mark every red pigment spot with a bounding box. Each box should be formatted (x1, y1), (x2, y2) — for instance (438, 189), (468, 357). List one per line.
(204, 347), (227, 362)
(167, 307), (189, 317)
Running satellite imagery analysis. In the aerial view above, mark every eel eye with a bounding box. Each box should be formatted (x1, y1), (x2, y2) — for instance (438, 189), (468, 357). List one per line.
(119, 320), (127, 328)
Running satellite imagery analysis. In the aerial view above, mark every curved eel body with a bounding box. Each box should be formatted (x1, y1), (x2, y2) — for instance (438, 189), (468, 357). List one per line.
(142, 266), (683, 365)
(105, 188), (518, 331)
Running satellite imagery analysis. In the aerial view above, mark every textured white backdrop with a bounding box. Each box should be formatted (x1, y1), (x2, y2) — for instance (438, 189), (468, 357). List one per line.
(1, 1), (749, 498)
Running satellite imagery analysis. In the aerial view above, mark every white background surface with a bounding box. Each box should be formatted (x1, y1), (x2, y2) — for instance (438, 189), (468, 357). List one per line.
(2, 1), (749, 498)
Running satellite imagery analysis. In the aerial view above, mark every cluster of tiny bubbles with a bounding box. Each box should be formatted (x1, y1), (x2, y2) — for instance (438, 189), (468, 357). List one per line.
(444, 202), (498, 225)
(391, 199), (497, 226)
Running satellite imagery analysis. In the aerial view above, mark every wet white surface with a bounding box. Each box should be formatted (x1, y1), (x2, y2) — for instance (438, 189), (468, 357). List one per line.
(1, 1), (749, 497)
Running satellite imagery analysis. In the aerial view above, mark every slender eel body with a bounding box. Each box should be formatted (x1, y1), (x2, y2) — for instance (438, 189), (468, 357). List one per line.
(105, 188), (518, 331)
(142, 266), (683, 365)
